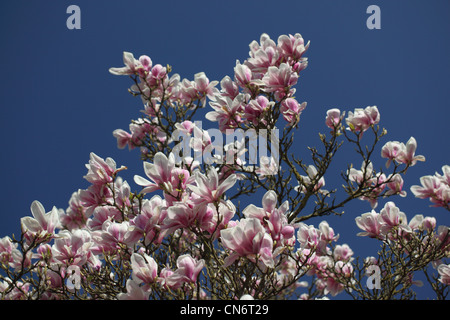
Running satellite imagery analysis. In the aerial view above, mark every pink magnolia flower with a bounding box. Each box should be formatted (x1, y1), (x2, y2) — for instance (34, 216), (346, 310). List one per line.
(255, 156), (279, 179)
(355, 210), (383, 239)
(221, 218), (274, 268)
(220, 75), (240, 99)
(60, 190), (89, 230)
(188, 167), (237, 206)
(206, 94), (246, 131)
(297, 223), (324, 252)
(131, 252), (158, 286)
(379, 202), (411, 234)
(334, 260), (354, 278)
(174, 120), (195, 136)
(280, 98), (307, 126)
(234, 61), (253, 88)
(243, 190), (293, 243)
(262, 63), (298, 97)
(117, 279), (150, 300)
(84, 153), (119, 186)
(193, 72), (219, 103)
(109, 51), (139, 75)
(411, 171), (449, 209)
(436, 165), (450, 185)
(345, 106), (380, 133)
(93, 220), (135, 255)
(246, 33), (280, 75)
(325, 108), (342, 129)
(277, 33), (309, 63)
(381, 141), (405, 168)
(243, 189), (280, 221)
(21, 201), (61, 244)
(397, 137), (426, 166)
(113, 129), (133, 150)
(136, 55), (152, 78)
(52, 229), (93, 267)
(165, 254), (205, 289)
(319, 221), (339, 243)
(0, 236), (25, 270)
(128, 195), (166, 245)
(79, 183), (113, 216)
(244, 95), (273, 126)
(438, 264), (450, 285)
(295, 165), (327, 194)
(408, 214), (436, 232)
(348, 161), (373, 185)
(134, 152), (176, 194)
(87, 205), (123, 231)
(385, 173), (407, 197)
(333, 244), (353, 262)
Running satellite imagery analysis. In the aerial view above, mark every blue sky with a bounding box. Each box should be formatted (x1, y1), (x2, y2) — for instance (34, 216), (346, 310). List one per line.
(0, 1), (449, 298)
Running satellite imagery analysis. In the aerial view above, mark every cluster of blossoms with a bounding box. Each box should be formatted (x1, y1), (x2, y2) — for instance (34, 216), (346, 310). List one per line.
(1, 33), (449, 300)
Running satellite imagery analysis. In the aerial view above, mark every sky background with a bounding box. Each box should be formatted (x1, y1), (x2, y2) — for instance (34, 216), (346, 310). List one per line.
(0, 0), (449, 299)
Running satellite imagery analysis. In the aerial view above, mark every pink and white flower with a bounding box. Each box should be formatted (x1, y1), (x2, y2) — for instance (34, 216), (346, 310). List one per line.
(262, 63), (298, 97)
(345, 106), (380, 133)
(221, 218), (274, 268)
(165, 254), (205, 289)
(117, 279), (150, 300)
(21, 201), (61, 244)
(437, 264), (450, 285)
(325, 108), (342, 129)
(280, 98), (307, 126)
(134, 152), (176, 194)
(188, 167), (237, 206)
(355, 210), (383, 239)
(131, 252), (158, 286)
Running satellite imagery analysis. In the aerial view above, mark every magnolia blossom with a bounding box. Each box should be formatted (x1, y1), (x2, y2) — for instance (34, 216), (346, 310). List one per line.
(165, 254), (205, 290)
(437, 264), (450, 285)
(325, 108), (342, 129)
(117, 279), (150, 300)
(246, 33), (280, 75)
(345, 106), (380, 133)
(379, 202), (411, 235)
(277, 33), (309, 63)
(128, 195), (166, 245)
(221, 218), (274, 268)
(244, 95), (273, 126)
(193, 72), (219, 102)
(262, 63), (298, 98)
(188, 167), (237, 206)
(206, 94), (246, 131)
(52, 229), (94, 267)
(243, 190), (294, 244)
(381, 137), (425, 167)
(84, 153), (119, 185)
(134, 152), (176, 194)
(219, 75), (240, 99)
(295, 165), (327, 194)
(21, 201), (61, 244)
(109, 51), (139, 75)
(355, 210), (383, 239)
(280, 98), (307, 126)
(131, 252), (158, 287)
(0, 236), (25, 270)
(411, 165), (450, 209)
(255, 156), (279, 178)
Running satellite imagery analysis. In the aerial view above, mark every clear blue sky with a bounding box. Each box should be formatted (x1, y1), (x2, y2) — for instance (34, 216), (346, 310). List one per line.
(1, 1), (449, 299)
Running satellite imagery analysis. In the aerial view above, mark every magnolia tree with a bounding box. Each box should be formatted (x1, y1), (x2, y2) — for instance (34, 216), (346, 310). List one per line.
(1, 33), (449, 300)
